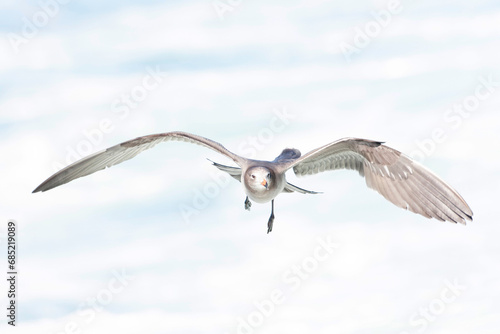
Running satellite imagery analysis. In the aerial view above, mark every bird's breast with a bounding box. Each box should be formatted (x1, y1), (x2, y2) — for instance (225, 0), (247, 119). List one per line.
(243, 175), (285, 204)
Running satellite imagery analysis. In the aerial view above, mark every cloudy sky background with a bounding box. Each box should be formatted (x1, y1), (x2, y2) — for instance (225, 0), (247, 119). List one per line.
(1, 0), (499, 333)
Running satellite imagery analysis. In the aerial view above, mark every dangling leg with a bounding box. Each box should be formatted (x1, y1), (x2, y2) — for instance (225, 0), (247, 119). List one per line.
(244, 196), (252, 211)
(267, 199), (275, 234)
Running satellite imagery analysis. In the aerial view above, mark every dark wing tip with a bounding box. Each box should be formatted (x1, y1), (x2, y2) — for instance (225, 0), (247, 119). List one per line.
(32, 183), (51, 193)
(354, 139), (384, 147)
(32, 184), (44, 193)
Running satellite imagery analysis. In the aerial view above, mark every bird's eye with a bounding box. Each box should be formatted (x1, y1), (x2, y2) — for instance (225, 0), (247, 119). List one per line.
(251, 174), (255, 179)
(267, 173), (271, 178)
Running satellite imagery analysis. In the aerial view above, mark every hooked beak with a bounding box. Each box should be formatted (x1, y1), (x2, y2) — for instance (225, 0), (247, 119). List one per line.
(261, 179), (268, 189)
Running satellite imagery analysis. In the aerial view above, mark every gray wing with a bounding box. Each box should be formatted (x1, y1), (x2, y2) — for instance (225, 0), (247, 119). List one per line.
(283, 182), (321, 194)
(209, 160), (242, 181)
(278, 138), (473, 224)
(33, 131), (247, 193)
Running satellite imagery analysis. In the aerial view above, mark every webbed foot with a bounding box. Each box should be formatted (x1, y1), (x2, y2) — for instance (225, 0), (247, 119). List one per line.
(244, 196), (252, 211)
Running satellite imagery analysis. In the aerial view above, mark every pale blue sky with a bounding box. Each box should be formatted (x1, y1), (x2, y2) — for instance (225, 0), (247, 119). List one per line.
(1, 0), (499, 333)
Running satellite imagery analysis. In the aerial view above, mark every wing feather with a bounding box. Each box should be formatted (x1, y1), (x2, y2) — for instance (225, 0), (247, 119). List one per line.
(283, 182), (321, 194)
(279, 138), (472, 224)
(33, 131), (246, 193)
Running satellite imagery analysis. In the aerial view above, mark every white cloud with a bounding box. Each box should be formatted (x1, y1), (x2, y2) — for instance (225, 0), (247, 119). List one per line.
(0, 35), (72, 71)
(1, 0), (499, 333)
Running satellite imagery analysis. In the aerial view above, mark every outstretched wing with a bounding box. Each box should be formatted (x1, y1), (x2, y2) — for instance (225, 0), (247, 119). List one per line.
(278, 138), (473, 224)
(209, 159), (242, 182)
(33, 131), (247, 193)
(283, 182), (321, 194)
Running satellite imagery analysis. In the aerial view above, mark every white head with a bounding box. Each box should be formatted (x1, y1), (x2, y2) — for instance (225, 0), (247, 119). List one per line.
(245, 166), (273, 192)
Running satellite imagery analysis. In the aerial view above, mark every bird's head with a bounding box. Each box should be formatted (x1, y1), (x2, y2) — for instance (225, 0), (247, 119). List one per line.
(245, 166), (273, 192)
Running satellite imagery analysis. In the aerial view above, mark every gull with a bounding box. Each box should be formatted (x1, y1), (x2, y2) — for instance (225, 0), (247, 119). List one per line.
(33, 131), (473, 233)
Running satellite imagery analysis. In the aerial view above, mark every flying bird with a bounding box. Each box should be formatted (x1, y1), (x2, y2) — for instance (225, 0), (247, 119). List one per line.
(33, 131), (473, 233)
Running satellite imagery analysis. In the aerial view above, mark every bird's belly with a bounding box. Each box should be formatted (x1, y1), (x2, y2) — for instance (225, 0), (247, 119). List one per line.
(245, 186), (282, 204)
